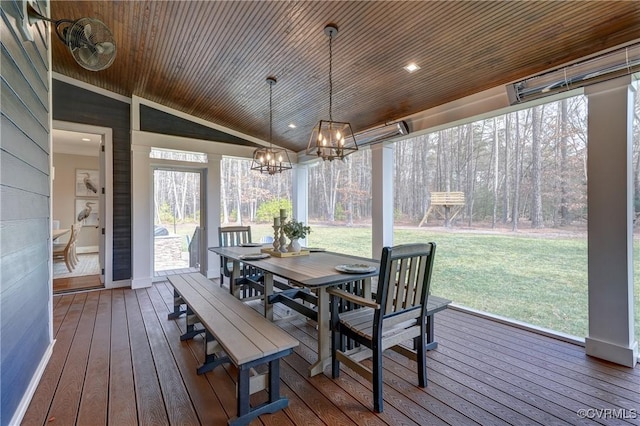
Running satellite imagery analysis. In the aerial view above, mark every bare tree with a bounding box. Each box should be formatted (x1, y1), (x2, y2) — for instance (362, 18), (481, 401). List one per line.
(502, 115), (511, 224)
(492, 117), (499, 228)
(531, 105), (543, 228)
(512, 111), (523, 231)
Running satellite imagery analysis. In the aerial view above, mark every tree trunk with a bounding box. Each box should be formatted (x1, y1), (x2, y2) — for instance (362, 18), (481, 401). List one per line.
(559, 99), (570, 226)
(171, 172), (183, 221)
(492, 118), (499, 228)
(466, 123), (474, 227)
(221, 160), (229, 224)
(443, 129), (452, 227)
(531, 106), (543, 228)
(502, 115), (511, 223)
(512, 111), (521, 231)
(235, 159), (242, 224)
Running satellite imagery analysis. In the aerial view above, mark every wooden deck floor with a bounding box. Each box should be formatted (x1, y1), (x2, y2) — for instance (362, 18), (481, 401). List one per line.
(24, 281), (640, 425)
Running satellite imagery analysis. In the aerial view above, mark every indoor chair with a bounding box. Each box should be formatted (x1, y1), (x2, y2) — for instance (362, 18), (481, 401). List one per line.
(53, 224), (79, 272)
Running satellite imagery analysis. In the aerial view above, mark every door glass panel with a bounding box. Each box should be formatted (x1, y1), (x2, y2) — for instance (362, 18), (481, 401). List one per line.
(153, 169), (202, 276)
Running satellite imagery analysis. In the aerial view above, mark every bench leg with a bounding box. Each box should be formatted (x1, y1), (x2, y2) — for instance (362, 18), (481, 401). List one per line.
(197, 330), (230, 374)
(167, 289), (185, 320)
(228, 353), (290, 426)
(236, 365), (251, 420)
(180, 306), (204, 341)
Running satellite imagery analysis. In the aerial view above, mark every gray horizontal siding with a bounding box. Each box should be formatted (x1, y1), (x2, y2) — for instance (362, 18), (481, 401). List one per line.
(0, 149), (49, 195)
(1, 218), (49, 257)
(0, 185), (49, 220)
(0, 78), (48, 150)
(2, 115), (49, 173)
(2, 46), (49, 128)
(0, 14), (48, 100)
(0, 0), (51, 423)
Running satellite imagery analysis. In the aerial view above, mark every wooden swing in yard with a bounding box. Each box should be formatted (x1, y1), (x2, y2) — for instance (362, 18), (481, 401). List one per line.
(418, 192), (465, 227)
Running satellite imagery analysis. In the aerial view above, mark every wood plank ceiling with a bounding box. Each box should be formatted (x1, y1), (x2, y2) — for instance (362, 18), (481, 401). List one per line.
(48, 1), (640, 153)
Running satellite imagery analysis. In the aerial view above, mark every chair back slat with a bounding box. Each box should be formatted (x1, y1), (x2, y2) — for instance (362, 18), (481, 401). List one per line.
(394, 258), (408, 312)
(377, 243), (436, 319)
(412, 257), (428, 306)
(68, 224), (79, 249)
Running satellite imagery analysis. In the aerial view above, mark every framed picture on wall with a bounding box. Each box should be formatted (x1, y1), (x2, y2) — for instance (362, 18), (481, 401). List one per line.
(75, 169), (99, 197)
(76, 198), (99, 227)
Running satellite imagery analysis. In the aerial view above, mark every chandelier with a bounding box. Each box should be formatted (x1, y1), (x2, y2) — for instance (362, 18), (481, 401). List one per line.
(251, 77), (293, 174)
(306, 24), (358, 161)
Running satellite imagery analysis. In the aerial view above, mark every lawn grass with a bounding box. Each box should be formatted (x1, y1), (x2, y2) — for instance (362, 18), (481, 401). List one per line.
(252, 223), (640, 342)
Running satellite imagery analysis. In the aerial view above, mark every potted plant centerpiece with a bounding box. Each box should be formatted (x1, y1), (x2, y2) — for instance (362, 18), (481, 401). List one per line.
(282, 219), (311, 253)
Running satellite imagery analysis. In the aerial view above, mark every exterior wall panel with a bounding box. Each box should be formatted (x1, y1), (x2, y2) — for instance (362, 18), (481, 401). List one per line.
(0, 0), (52, 422)
(52, 80), (131, 281)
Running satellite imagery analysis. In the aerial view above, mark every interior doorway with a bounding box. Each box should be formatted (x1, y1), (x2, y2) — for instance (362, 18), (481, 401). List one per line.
(153, 168), (203, 278)
(51, 121), (113, 292)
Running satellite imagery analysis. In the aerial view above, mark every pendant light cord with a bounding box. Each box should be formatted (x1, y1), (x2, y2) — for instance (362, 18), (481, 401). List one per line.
(269, 80), (273, 148)
(329, 31), (333, 122)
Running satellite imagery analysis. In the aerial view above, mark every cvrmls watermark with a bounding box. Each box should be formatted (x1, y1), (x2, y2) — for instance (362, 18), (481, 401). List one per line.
(577, 408), (637, 419)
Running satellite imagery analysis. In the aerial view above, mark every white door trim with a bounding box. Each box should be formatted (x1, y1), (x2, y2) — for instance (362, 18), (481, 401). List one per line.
(52, 120), (113, 288)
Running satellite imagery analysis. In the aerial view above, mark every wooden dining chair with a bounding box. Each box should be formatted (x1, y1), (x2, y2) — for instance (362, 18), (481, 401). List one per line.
(328, 242), (437, 413)
(218, 226), (263, 297)
(72, 221), (83, 266)
(53, 224), (79, 272)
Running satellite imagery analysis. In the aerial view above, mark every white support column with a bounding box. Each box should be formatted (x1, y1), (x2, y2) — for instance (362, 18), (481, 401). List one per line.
(131, 144), (153, 289)
(206, 154), (222, 279)
(292, 164), (309, 244)
(371, 143), (394, 260)
(584, 76), (638, 367)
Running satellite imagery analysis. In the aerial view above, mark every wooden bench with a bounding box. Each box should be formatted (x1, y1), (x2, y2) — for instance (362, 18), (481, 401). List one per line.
(167, 273), (299, 426)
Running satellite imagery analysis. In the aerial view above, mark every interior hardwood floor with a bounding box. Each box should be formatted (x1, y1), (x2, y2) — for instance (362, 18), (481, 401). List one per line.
(52, 274), (103, 294)
(24, 281), (640, 425)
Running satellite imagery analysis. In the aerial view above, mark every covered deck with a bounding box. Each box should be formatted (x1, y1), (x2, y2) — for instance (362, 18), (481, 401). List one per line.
(24, 282), (640, 425)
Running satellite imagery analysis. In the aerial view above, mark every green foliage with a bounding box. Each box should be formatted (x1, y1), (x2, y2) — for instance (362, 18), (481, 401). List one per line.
(256, 199), (292, 222)
(282, 219), (311, 239)
(228, 209), (238, 223)
(334, 203), (346, 221)
(158, 203), (174, 223)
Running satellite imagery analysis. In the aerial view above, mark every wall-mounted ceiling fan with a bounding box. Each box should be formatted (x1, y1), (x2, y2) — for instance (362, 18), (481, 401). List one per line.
(24, 2), (116, 71)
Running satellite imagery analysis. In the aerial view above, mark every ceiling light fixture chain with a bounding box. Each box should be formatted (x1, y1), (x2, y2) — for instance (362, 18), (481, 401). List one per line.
(269, 76), (274, 144)
(306, 24), (358, 162)
(328, 26), (333, 123)
(251, 76), (293, 175)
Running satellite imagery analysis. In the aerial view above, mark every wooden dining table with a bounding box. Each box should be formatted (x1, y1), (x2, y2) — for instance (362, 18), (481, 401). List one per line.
(208, 245), (378, 377)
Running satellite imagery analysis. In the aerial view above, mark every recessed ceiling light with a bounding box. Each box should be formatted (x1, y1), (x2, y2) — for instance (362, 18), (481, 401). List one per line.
(288, 123), (297, 128)
(403, 63), (421, 73)
(81, 137), (91, 141)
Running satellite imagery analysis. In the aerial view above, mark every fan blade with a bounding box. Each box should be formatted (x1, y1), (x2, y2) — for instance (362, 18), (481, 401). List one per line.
(83, 23), (93, 40)
(95, 41), (115, 55)
(77, 47), (98, 66)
